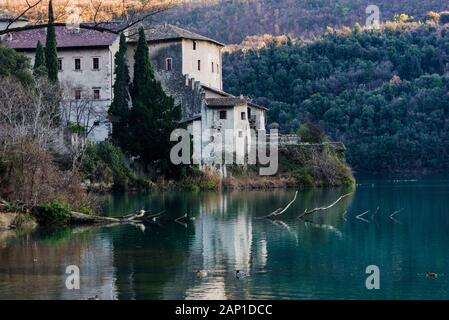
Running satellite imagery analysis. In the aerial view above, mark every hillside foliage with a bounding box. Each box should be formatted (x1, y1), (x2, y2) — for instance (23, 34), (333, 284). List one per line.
(158, 0), (449, 44)
(223, 21), (449, 172)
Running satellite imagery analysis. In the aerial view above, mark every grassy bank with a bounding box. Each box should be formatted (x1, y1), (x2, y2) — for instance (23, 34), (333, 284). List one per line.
(224, 144), (355, 190)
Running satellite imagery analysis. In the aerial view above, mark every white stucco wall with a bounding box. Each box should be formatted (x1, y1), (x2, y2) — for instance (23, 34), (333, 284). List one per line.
(182, 39), (222, 90)
(21, 39), (119, 142)
(249, 106), (266, 130)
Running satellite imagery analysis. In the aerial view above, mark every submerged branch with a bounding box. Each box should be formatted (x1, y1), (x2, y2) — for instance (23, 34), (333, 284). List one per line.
(389, 208), (403, 224)
(257, 191), (298, 219)
(299, 192), (353, 218)
(69, 209), (164, 225)
(355, 210), (370, 223)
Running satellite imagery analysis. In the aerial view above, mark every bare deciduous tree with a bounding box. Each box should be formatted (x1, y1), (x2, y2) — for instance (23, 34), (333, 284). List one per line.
(0, 76), (91, 208)
(0, 0), (178, 36)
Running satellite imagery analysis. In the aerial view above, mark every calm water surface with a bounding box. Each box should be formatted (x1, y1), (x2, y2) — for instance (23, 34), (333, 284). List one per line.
(1, 177), (449, 299)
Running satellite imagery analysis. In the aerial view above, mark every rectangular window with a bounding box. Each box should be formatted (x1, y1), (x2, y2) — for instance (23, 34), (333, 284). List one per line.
(75, 89), (81, 100)
(93, 89), (100, 100)
(74, 58), (81, 70)
(193, 41), (197, 50)
(238, 131), (243, 138)
(211, 62), (214, 73)
(197, 60), (201, 71)
(57, 58), (62, 71)
(92, 57), (99, 70)
(241, 112), (246, 120)
(166, 58), (172, 71)
(219, 110), (227, 120)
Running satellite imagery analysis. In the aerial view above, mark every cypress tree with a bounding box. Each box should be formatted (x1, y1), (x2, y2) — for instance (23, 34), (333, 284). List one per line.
(128, 27), (181, 175)
(45, 0), (58, 82)
(131, 28), (154, 102)
(33, 40), (48, 77)
(109, 33), (131, 146)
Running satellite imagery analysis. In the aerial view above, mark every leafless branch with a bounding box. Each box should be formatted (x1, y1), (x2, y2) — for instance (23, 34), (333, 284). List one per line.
(0, 0), (178, 36)
(299, 192), (353, 218)
(5, 0), (43, 31)
(257, 191), (298, 219)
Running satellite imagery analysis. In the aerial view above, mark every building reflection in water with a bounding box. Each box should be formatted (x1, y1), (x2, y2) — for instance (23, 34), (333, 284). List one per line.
(1, 188), (353, 300)
(0, 227), (117, 300)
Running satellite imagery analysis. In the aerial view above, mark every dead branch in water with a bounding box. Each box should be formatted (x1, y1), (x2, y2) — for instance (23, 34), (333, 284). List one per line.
(299, 192), (353, 218)
(69, 209), (161, 225)
(389, 208), (403, 224)
(355, 210), (370, 223)
(257, 191), (298, 219)
(301, 219), (343, 238)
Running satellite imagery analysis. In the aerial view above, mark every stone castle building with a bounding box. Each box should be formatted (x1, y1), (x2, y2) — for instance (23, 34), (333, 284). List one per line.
(1, 15), (267, 170)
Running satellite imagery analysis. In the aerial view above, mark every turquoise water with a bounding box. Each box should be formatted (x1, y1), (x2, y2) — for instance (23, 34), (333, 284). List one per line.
(1, 177), (449, 299)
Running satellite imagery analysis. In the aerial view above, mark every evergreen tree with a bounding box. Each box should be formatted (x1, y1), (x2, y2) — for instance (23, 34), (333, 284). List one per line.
(33, 40), (48, 77)
(108, 33), (131, 146)
(45, 0), (58, 82)
(128, 28), (181, 175)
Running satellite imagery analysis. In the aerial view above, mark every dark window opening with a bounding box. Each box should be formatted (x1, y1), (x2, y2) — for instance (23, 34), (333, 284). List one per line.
(57, 59), (62, 71)
(241, 112), (246, 120)
(93, 89), (100, 100)
(193, 41), (197, 50)
(92, 57), (99, 70)
(219, 110), (227, 120)
(75, 89), (81, 100)
(197, 60), (201, 71)
(166, 58), (172, 71)
(211, 62), (214, 73)
(75, 58), (81, 70)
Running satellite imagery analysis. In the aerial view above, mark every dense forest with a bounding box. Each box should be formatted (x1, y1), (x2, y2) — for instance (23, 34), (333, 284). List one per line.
(3, 0), (449, 45)
(158, 0), (449, 44)
(223, 18), (449, 173)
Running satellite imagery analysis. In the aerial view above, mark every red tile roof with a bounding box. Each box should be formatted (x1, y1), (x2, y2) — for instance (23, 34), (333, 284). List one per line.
(128, 24), (225, 47)
(5, 24), (120, 50)
(206, 97), (248, 107)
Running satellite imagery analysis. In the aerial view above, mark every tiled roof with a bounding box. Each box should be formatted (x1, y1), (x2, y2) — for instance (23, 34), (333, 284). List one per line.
(130, 24), (225, 46)
(179, 113), (202, 123)
(248, 101), (268, 110)
(0, 10), (28, 21)
(203, 86), (268, 110)
(201, 84), (233, 97)
(4, 23), (120, 50)
(206, 97), (248, 107)
(5, 22), (224, 50)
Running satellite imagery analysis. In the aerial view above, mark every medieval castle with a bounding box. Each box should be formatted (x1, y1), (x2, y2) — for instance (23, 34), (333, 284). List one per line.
(1, 12), (268, 172)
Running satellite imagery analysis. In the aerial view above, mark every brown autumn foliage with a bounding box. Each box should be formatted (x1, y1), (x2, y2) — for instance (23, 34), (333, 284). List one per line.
(0, 0), (178, 24)
(0, 76), (93, 209)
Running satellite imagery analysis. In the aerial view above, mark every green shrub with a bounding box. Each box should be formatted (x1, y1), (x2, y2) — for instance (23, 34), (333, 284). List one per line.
(81, 141), (139, 190)
(34, 201), (71, 225)
(297, 121), (326, 143)
(292, 169), (315, 187)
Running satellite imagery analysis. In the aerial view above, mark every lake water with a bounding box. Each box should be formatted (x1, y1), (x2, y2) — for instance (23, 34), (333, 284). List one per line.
(2, 177), (449, 300)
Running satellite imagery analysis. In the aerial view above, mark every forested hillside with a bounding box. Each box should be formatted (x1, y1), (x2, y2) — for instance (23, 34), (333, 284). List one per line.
(159, 0), (449, 44)
(223, 19), (449, 173)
